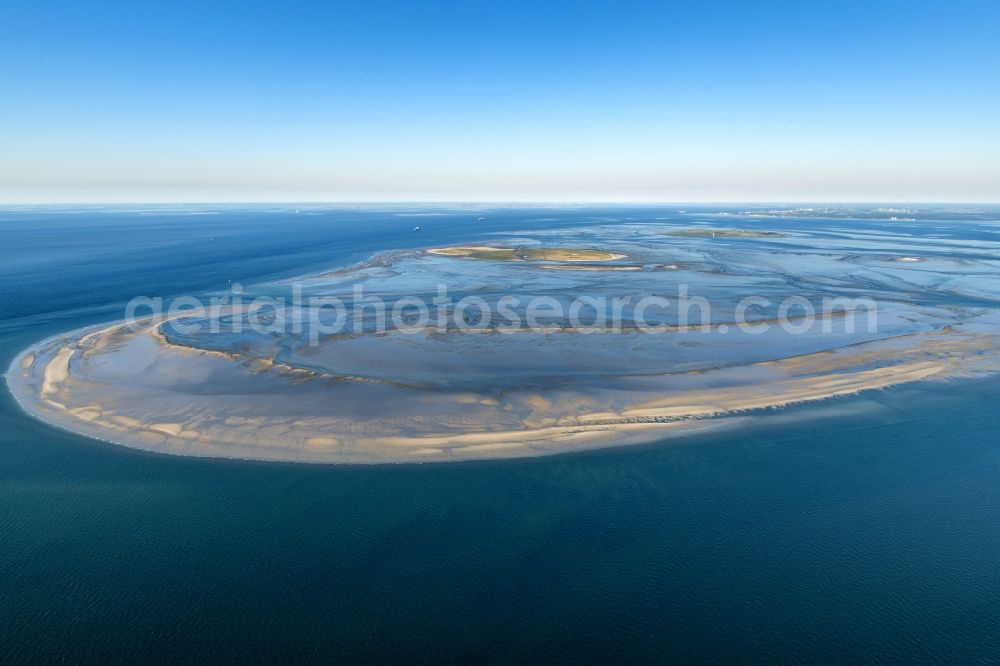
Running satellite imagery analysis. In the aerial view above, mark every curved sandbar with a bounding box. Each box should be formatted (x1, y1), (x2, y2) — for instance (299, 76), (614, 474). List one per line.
(8, 309), (1000, 464)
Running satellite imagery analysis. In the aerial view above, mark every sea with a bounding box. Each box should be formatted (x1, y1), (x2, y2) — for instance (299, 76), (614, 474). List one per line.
(2, 204), (1000, 662)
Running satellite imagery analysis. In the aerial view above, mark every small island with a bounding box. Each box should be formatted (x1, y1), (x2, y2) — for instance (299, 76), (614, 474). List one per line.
(666, 229), (787, 238)
(427, 246), (626, 261)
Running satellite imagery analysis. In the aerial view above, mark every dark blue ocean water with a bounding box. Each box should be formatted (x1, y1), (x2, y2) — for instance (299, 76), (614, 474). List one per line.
(3, 205), (1000, 662)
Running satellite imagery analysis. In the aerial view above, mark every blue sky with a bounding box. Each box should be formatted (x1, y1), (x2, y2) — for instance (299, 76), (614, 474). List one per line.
(1, 0), (998, 202)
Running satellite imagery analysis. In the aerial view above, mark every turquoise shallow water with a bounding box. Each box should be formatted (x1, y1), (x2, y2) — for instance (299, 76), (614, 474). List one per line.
(3, 205), (1000, 661)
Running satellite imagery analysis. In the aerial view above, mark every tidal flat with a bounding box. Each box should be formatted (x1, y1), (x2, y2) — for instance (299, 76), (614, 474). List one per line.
(10, 214), (1000, 463)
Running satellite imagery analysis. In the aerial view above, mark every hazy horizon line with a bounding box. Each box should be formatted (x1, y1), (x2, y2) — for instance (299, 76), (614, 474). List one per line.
(3, 200), (999, 207)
